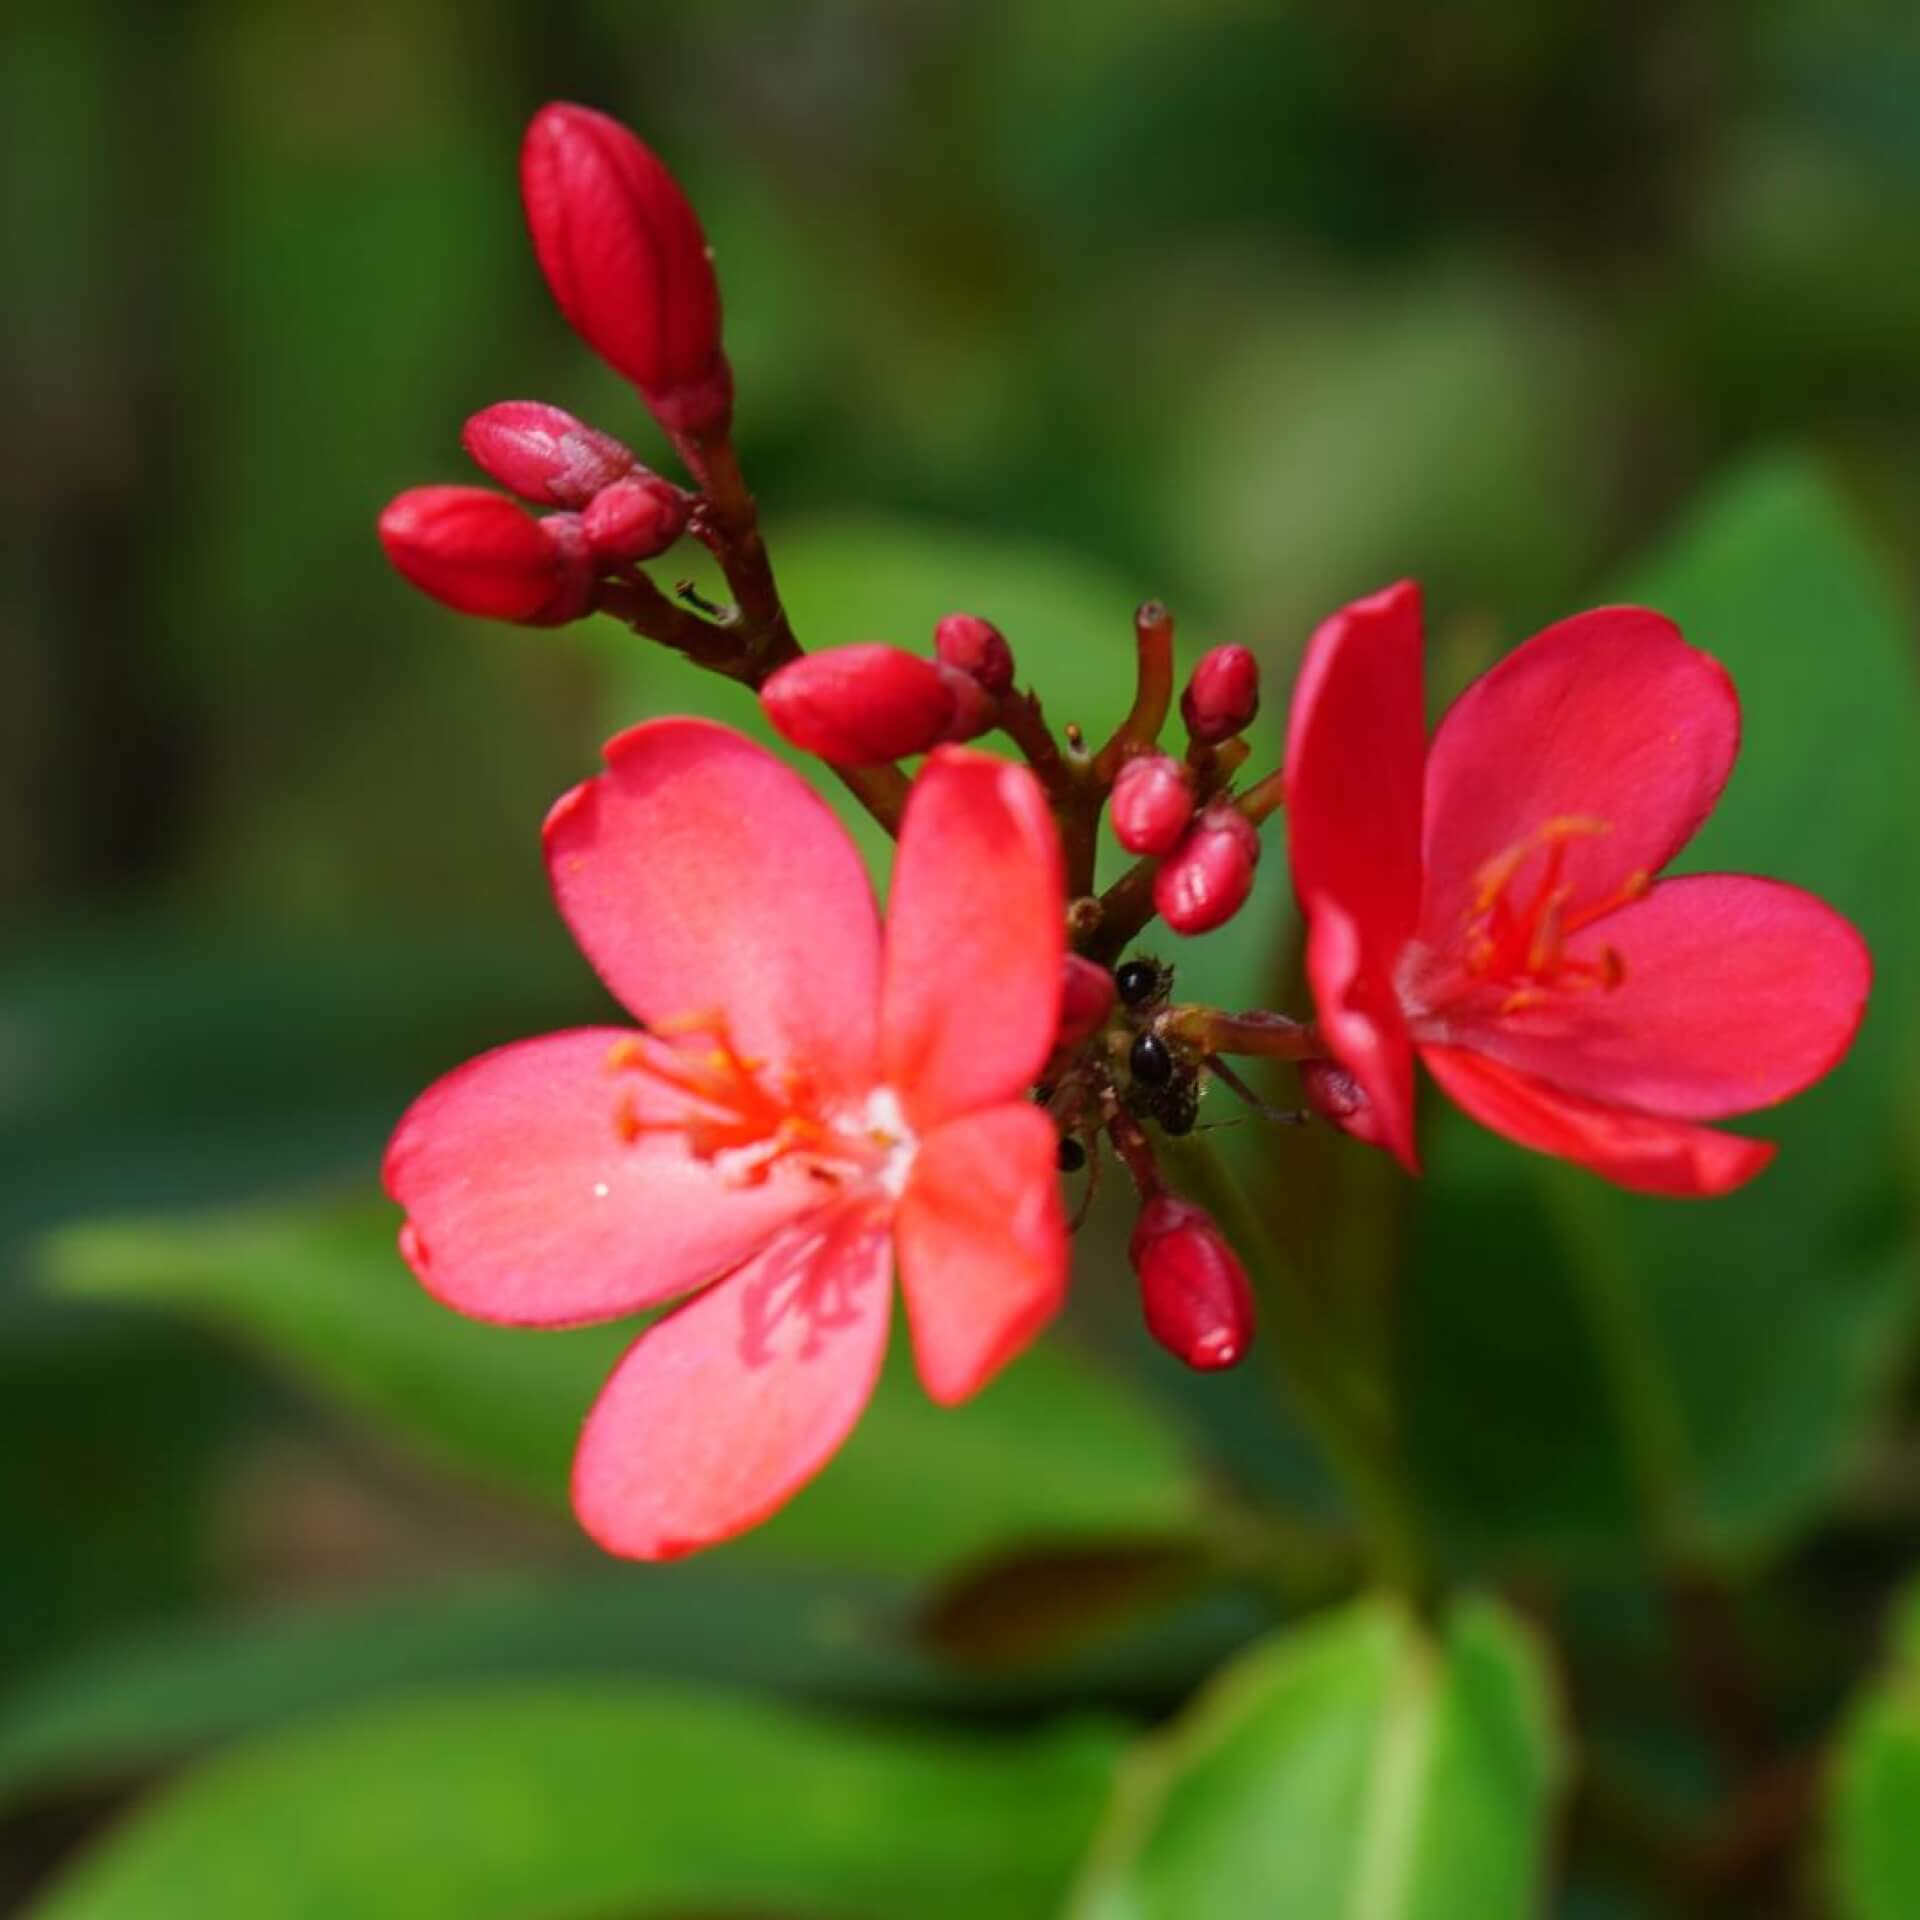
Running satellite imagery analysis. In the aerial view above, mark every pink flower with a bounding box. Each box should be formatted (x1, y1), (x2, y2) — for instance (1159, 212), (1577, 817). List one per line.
(385, 721), (1069, 1558)
(1284, 583), (1870, 1196)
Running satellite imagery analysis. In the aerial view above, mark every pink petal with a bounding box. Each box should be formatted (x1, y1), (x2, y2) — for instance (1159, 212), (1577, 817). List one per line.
(1419, 608), (1739, 946)
(880, 748), (1064, 1130)
(893, 1102), (1068, 1404)
(571, 1206), (892, 1559)
(1304, 892), (1420, 1172)
(1420, 1044), (1775, 1197)
(1423, 874), (1871, 1121)
(1284, 582), (1426, 978)
(384, 1030), (823, 1326)
(545, 719), (882, 1101)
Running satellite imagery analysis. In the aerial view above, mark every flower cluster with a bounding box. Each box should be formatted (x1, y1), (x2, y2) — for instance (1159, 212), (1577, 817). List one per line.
(380, 102), (1870, 1559)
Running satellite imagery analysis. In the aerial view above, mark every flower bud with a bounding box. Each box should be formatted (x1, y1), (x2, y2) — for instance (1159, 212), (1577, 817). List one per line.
(1129, 1194), (1255, 1371)
(460, 401), (635, 508)
(1153, 805), (1261, 936)
(520, 103), (730, 438)
(378, 486), (593, 625)
(580, 474), (690, 563)
(1056, 954), (1117, 1049)
(935, 663), (997, 743)
(1110, 753), (1195, 855)
(761, 645), (962, 765)
(933, 613), (1015, 694)
(1181, 644), (1261, 745)
(1300, 1059), (1397, 1151)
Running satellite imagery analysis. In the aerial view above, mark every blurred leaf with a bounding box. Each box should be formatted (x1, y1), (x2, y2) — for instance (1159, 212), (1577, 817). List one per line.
(0, 1559), (1255, 1806)
(40, 1195), (1203, 1575)
(1833, 1578), (1920, 1918)
(0, 920), (601, 1258)
(1409, 455), (1920, 1567)
(23, 1682), (1125, 1920)
(916, 1539), (1218, 1672)
(1069, 1595), (1562, 1919)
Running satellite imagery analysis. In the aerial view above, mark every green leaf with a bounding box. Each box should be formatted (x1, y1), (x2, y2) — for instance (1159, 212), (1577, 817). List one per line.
(1408, 454), (1920, 1566)
(1833, 1580), (1920, 1919)
(40, 1195), (1202, 1575)
(24, 1682), (1125, 1920)
(0, 1561), (1256, 1806)
(1070, 1595), (1563, 1919)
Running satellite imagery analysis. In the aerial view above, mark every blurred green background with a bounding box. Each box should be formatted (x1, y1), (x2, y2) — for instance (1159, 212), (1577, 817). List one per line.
(5, 0), (1920, 1915)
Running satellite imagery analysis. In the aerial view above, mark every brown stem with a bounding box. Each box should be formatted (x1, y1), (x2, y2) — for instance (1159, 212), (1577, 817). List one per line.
(1172, 1008), (1321, 1061)
(679, 431), (798, 676)
(1093, 601), (1176, 783)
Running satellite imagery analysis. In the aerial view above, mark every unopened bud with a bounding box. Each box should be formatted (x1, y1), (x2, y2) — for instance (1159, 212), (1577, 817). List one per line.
(1182, 644), (1261, 745)
(1300, 1059), (1396, 1151)
(520, 103), (731, 438)
(1057, 955), (1117, 1049)
(935, 663), (997, 743)
(933, 613), (1015, 694)
(460, 401), (635, 507)
(378, 486), (593, 625)
(1153, 805), (1261, 936)
(1130, 1194), (1255, 1371)
(1110, 753), (1194, 855)
(761, 645), (963, 765)
(580, 474), (690, 563)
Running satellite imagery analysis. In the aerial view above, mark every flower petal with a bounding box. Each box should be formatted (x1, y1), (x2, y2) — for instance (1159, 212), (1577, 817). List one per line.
(894, 1102), (1068, 1405)
(384, 1029), (824, 1326)
(880, 747), (1064, 1129)
(571, 1207), (892, 1559)
(1419, 1043), (1775, 1197)
(545, 718), (882, 1100)
(1419, 608), (1739, 945)
(1428, 874), (1871, 1120)
(1304, 893), (1420, 1172)
(1284, 581), (1426, 975)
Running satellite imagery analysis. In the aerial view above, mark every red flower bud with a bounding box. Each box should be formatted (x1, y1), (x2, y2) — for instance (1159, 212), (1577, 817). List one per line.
(1129, 1194), (1255, 1371)
(935, 663), (997, 743)
(761, 645), (963, 765)
(580, 474), (690, 563)
(1153, 805), (1261, 936)
(520, 103), (730, 438)
(933, 612), (1015, 694)
(378, 486), (593, 625)
(1057, 954), (1117, 1049)
(1110, 753), (1195, 855)
(1182, 644), (1261, 745)
(460, 401), (635, 507)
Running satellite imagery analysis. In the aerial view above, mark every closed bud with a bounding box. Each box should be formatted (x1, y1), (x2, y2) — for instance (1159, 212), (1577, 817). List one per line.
(1056, 954), (1117, 1049)
(935, 663), (997, 743)
(1110, 753), (1194, 855)
(520, 103), (730, 438)
(933, 612), (1015, 694)
(460, 400), (635, 507)
(1129, 1195), (1255, 1371)
(580, 474), (690, 563)
(1300, 1060), (1396, 1150)
(1181, 644), (1261, 745)
(761, 645), (962, 765)
(1153, 805), (1261, 936)
(378, 486), (592, 625)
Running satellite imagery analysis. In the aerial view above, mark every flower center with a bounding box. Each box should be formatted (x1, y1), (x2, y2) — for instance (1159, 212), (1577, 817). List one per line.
(1448, 815), (1648, 1015)
(603, 1013), (912, 1191)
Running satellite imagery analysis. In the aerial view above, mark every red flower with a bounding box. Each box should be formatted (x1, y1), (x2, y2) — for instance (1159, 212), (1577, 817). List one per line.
(385, 721), (1068, 1557)
(1284, 583), (1870, 1196)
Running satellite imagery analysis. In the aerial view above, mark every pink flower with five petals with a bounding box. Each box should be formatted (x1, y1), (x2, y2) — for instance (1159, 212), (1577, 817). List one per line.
(386, 719), (1069, 1558)
(1284, 583), (1870, 1196)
